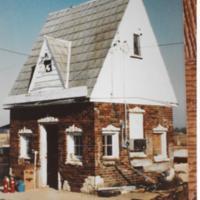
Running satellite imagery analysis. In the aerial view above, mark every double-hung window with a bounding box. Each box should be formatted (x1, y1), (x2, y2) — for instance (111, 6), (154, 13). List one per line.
(65, 125), (83, 165)
(74, 135), (83, 158)
(18, 127), (33, 159)
(102, 125), (120, 159)
(103, 135), (113, 156)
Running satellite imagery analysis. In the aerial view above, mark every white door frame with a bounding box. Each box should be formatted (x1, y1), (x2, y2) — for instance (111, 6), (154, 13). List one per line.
(39, 124), (47, 187)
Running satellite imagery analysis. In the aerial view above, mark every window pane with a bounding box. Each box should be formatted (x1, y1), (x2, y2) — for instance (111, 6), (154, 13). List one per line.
(102, 135), (113, 156)
(107, 135), (112, 145)
(75, 146), (79, 156)
(134, 34), (140, 56)
(107, 146), (112, 156)
(74, 135), (83, 156)
(102, 136), (105, 145)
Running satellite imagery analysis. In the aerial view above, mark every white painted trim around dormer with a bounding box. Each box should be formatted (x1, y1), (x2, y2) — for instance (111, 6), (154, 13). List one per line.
(65, 41), (72, 88)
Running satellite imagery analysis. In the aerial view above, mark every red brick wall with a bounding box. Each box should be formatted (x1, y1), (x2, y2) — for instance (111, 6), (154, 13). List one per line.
(94, 103), (173, 186)
(10, 102), (173, 191)
(10, 102), (95, 192)
(184, 0), (196, 199)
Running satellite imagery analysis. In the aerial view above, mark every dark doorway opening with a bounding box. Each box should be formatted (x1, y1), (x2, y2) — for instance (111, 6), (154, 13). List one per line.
(46, 124), (59, 189)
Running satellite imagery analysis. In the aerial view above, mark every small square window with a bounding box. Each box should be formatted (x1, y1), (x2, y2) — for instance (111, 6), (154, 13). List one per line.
(133, 34), (141, 57)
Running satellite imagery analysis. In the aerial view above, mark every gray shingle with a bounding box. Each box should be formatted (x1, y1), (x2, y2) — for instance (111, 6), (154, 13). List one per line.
(10, 0), (129, 96)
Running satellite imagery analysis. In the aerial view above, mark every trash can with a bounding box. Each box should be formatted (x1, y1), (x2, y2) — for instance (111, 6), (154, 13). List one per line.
(17, 180), (25, 192)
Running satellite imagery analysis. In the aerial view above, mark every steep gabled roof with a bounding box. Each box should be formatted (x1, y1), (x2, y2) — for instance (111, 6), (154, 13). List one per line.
(10, 0), (129, 96)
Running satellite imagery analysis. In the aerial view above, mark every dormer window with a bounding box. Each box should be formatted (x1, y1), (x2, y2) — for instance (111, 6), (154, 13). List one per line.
(133, 33), (141, 58)
(43, 53), (52, 72)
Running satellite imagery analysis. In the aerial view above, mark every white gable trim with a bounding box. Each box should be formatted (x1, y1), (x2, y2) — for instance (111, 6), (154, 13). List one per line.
(65, 40), (72, 88)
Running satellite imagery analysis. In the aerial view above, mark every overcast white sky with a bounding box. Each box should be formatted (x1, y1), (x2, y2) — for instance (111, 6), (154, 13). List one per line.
(0, 0), (185, 128)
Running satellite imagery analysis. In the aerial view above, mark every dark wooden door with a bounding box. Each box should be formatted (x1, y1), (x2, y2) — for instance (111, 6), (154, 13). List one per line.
(46, 125), (58, 189)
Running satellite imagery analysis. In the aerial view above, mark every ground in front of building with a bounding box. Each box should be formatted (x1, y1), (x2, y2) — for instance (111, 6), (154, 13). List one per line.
(0, 187), (188, 200)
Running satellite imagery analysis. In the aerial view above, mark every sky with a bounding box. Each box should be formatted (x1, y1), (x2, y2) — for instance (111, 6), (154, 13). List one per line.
(0, 0), (185, 128)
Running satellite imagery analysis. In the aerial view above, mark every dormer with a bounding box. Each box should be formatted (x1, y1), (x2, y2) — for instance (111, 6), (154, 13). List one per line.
(28, 36), (71, 93)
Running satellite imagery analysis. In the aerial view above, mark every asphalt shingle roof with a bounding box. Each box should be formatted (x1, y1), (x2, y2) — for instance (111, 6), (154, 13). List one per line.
(10, 0), (129, 96)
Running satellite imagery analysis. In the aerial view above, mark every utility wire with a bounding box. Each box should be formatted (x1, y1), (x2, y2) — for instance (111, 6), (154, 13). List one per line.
(0, 41), (183, 72)
(141, 41), (183, 48)
(0, 47), (29, 56)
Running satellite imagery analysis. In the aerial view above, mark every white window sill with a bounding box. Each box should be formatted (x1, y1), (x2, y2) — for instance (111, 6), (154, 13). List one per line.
(129, 152), (147, 158)
(130, 55), (143, 59)
(102, 156), (119, 160)
(154, 155), (169, 163)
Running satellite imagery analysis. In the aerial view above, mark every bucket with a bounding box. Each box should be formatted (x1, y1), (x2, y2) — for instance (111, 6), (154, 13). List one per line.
(17, 180), (25, 192)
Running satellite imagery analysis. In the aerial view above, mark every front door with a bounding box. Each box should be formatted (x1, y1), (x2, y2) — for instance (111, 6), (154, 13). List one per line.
(46, 125), (59, 189)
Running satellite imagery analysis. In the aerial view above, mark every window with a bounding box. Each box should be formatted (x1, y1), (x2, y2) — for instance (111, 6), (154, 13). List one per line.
(43, 53), (52, 72)
(129, 107), (146, 153)
(103, 135), (113, 156)
(18, 127), (33, 159)
(153, 124), (169, 162)
(20, 135), (31, 159)
(65, 125), (83, 165)
(102, 125), (120, 159)
(133, 34), (141, 57)
(74, 135), (83, 158)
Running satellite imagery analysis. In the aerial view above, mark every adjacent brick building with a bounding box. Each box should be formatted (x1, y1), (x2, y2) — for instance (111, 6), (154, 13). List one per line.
(184, 0), (197, 199)
(4, 0), (177, 192)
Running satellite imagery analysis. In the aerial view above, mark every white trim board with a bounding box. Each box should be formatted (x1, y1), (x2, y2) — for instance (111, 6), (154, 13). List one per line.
(4, 86), (88, 106)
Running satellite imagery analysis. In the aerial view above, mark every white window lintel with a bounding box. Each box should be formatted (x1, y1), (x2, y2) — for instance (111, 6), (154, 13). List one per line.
(65, 124), (83, 134)
(102, 124), (120, 135)
(18, 127), (33, 135)
(38, 116), (59, 123)
(129, 107), (145, 114)
(153, 124), (168, 134)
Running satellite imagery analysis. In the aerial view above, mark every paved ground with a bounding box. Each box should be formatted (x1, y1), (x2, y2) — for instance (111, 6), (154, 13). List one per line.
(0, 188), (160, 200)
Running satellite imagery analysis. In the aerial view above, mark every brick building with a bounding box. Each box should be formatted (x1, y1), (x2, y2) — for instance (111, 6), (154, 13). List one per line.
(4, 0), (177, 192)
(184, 0), (197, 199)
